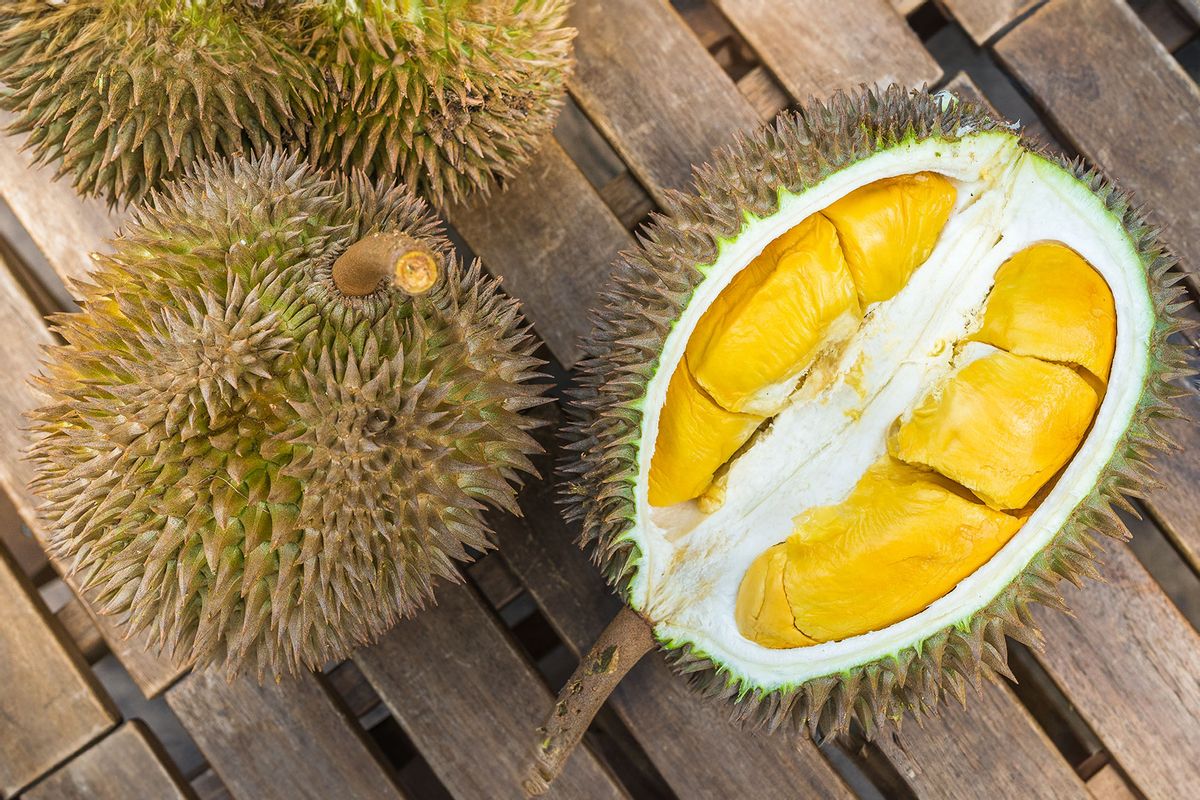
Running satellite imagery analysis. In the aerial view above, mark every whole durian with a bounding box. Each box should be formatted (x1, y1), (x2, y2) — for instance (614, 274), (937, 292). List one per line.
(525, 86), (1193, 792)
(301, 0), (577, 205)
(0, 0), (316, 205)
(0, 0), (574, 207)
(28, 151), (547, 677)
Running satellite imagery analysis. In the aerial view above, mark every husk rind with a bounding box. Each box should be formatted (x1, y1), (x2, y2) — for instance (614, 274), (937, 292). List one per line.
(562, 85), (1193, 736)
(0, 0), (574, 207)
(28, 151), (548, 678)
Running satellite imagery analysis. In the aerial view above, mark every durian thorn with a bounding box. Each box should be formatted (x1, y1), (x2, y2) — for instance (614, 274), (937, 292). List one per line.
(332, 232), (440, 297)
(523, 605), (655, 796)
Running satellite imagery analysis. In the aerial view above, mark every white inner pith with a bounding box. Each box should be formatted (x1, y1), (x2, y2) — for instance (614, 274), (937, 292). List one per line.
(631, 131), (1154, 689)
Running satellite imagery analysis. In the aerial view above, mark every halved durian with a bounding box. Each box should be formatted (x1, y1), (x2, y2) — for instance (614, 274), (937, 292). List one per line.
(531, 87), (1190, 794)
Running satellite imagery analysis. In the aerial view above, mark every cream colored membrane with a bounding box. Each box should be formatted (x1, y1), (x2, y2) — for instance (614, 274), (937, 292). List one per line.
(630, 132), (1154, 689)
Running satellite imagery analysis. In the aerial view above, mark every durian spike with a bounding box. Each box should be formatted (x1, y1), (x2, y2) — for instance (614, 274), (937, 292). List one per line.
(332, 232), (441, 296)
(525, 606), (656, 796)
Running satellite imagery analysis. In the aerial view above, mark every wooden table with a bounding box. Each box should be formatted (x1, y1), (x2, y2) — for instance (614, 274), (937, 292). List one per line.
(2, 1), (1199, 798)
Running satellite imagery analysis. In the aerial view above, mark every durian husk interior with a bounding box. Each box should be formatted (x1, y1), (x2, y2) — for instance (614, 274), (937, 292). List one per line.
(647, 173), (1117, 650)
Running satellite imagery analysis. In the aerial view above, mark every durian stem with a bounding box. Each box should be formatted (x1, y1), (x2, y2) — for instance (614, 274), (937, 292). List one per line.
(332, 232), (440, 297)
(524, 606), (655, 796)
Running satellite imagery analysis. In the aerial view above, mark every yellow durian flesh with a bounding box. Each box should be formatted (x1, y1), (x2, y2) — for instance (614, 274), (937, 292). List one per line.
(972, 242), (1117, 382)
(734, 543), (818, 648)
(890, 350), (1101, 510)
(737, 458), (1023, 647)
(686, 214), (860, 415)
(820, 171), (957, 305)
(647, 362), (764, 507)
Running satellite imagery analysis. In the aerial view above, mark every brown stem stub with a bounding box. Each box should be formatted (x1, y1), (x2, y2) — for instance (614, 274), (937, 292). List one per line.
(524, 605), (656, 796)
(332, 232), (440, 297)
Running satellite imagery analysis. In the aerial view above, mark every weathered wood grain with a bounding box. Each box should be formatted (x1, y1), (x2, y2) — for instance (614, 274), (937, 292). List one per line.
(1086, 763), (1139, 800)
(1144, 392), (1200, 572)
(0, 484), (45, 577)
(1136, 0), (1200, 50)
(24, 721), (192, 800)
(940, 0), (1040, 43)
(567, 0), (760, 203)
(995, 0), (1200, 286)
(0, 246), (184, 697)
(0, 114), (121, 289)
(876, 681), (1088, 798)
(448, 140), (630, 368)
(0, 541), (117, 797)
(166, 670), (405, 800)
(715, 0), (942, 101)
(355, 582), (627, 800)
(56, 594), (108, 664)
(1032, 541), (1200, 798)
(737, 66), (792, 123)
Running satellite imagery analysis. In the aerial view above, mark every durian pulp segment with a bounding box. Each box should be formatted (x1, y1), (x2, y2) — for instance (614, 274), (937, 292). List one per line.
(632, 132), (1154, 690)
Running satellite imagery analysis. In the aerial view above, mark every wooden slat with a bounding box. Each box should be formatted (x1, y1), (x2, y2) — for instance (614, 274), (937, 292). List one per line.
(1086, 764), (1139, 800)
(0, 484), (45, 577)
(1144, 393), (1200, 571)
(1137, 0), (1200, 51)
(449, 140), (629, 368)
(0, 113), (121, 287)
(166, 671), (405, 800)
(940, 0), (1039, 44)
(567, 0), (760, 203)
(23, 721), (191, 800)
(354, 582), (626, 800)
(714, 0), (942, 101)
(1032, 541), (1200, 797)
(56, 594), (107, 664)
(495, 454), (854, 799)
(876, 681), (1088, 798)
(737, 66), (792, 123)
(995, 0), (1200, 287)
(0, 541), (117, 797)
(890, 0), (925, 14)
(0, 134), (184, 696)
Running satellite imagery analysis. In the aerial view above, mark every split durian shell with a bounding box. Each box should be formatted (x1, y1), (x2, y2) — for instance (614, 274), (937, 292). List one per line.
(27, 151), (547, 678)
(0, 0), (575, 207)
(562, 86), (1193, 737)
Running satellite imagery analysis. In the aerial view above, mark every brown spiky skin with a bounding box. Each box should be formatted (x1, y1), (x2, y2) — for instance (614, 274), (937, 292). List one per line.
(28, 151), (547, 678)
(302, 0), (576, 208)
(0, 0), (574, 208)
(561, 85), (1194, 737)
(0, 0), (315, 206)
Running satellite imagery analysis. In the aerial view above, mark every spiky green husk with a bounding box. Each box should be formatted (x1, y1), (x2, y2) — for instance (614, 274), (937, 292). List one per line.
(562, 85), (1193, 736)
(0, 0), (315, 206)
(302, 0), (575, 207)
(0, 0), (574, 207)
(28, 151), (547, 678)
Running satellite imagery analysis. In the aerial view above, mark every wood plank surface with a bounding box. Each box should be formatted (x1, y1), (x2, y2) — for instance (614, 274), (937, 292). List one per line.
(0, 113), (121, 289)
(354, 582), (627, 800)
(449, 140), (630, 368)
(995, 0), (1200, 286)
(1032, 541), (1200, 798)
(876, 681), (1088, 798)
(23, 721), (192, 800)
(0, 541), (117, 798)
(166, 670), (405, 800)
(1086, 764), (1139, 800)
(940, 0), (1040, 44)
(0, 247), (183, 696)
(567, 0), (760, 203)
(715, 0), (942, 101)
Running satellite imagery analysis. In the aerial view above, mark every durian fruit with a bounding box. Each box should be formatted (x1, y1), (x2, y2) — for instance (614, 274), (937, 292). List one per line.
(300, 0), (576, 206)
(27, 151), (546, 677)
(0, 1), (575, 207)
(528, 86), (1192, 792)
(0, 0), (317, 206)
